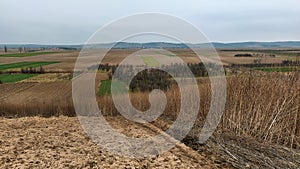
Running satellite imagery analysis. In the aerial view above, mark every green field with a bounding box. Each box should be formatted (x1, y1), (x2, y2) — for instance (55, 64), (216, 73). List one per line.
(0, 74), (38, 83)
(98, 80), (128, 96)
(0, 52), (61, 57)
(253, 67), (300, 72)
(0, 62), (59, 71)
(142, 57), (161, 67)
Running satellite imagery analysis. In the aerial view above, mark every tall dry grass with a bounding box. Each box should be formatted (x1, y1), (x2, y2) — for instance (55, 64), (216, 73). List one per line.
(221, 72), (299, 149)
(98, 72), (300, 149)
(0, 98), (75, 117)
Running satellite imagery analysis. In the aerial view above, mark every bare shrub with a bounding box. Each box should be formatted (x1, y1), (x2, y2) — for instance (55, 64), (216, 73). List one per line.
(97, 72), (300, 149)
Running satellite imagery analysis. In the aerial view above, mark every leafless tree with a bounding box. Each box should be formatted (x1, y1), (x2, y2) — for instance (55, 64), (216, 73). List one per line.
(4, 45), (7, 53)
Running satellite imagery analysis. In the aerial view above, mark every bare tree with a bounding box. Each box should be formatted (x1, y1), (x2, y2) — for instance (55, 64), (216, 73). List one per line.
(4, 45), (7, 53)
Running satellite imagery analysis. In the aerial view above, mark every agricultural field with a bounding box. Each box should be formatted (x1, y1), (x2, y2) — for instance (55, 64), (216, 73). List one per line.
(20, 73), (72, 83)
(0, 51), (62, 57)
(216, 49), (300, 65)
(0, 74), (37, 83)
(142, 56), (162, 67)
(2, 0), (300, 167)
(220, 49), (300, 57)
(156, 51), (177, 57)
(0, 48), (299, 168)
(0, 116), (226, 168)
(0, 61), (59, 71)
(97, 79), (128, 96)
(0, 51), (78, 72)
(100, 49), (201, 65)
(253, 66), (300, 72)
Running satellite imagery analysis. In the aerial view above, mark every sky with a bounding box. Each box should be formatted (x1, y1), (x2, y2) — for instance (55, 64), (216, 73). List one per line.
(0, 0), (299, 44)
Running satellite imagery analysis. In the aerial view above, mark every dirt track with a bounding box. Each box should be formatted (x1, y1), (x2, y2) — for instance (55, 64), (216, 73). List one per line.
(0, 116), (231, 168)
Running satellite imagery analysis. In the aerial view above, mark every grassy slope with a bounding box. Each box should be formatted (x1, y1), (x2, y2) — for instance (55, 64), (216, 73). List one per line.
(98, 80), (128, 96)
(0, 74), (38, 83)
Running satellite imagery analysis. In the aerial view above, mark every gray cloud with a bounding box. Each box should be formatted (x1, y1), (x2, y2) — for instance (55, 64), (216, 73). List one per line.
(0, 0), (299, 44)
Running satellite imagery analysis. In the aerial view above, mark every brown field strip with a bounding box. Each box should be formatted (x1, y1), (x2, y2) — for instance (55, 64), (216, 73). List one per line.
(0, 116), (225, 168)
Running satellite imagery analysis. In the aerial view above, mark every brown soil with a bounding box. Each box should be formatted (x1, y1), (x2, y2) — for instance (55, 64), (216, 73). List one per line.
(0, 116), (231, 168)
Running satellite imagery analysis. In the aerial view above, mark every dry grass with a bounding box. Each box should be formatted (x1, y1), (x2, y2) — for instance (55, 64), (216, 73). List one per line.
(0, 82), (75, 117)
(98, 72), (300, 149)
(220, 72), (300, 149)
(20, 73), (72, 83)
(0, 99), (75, 118)
(0, 71), (299, 149)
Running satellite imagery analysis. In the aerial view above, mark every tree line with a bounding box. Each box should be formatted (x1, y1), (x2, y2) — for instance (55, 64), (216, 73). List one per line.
(21, 66), (45, 74)
(89, 62), (221, 92)
(90, 62), (217, 78)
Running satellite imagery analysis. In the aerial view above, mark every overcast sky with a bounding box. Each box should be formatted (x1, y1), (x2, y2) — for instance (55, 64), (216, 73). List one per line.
(0, 0), (299, 44)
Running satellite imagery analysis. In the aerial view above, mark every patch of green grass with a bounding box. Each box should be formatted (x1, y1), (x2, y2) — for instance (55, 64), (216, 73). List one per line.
(142, 57), (161, 67)
(253, 67), (300, 72)
(0, 74), (38, 83)
(0, 52), (62, 57)
(97, 80), (128, 96)
(0, 61), (59, 71)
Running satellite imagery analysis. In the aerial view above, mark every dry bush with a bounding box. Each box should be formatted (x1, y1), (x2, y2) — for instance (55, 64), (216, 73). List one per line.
(98, 72), (300, 149)
(221, 72), (299, 149)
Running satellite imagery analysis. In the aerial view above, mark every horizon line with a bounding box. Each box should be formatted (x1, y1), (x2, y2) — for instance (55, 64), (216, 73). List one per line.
(1, 40), (300, 46)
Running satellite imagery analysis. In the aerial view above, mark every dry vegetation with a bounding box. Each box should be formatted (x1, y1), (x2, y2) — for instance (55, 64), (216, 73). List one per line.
(0, 72), (299, 149)
(96, 72), (300, 168)
(0, 49), (299, 168)
(0, 82), (74, 117)
(97, 72), (300, 149)
(20, 73), (72, 83)
(221, 73), (300, 149)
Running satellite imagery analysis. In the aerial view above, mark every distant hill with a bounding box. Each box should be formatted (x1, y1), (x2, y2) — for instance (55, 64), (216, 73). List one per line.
(210, 41), (300, 49)
(0, 44), (82, 50)
(1, 41), (300, 49)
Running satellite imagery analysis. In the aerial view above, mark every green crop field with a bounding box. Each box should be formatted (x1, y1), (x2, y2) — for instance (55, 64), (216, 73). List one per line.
(98, 80), (128, 96)
(0, 74), (37, 83)
(253, 66), (300, 72)
(0, 52), (62, 57)
(142, 57), (161, 67)
(0, 62), (59, 71)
